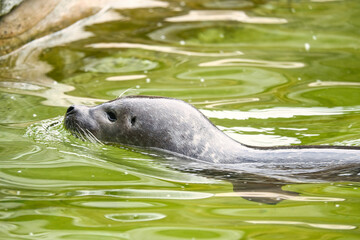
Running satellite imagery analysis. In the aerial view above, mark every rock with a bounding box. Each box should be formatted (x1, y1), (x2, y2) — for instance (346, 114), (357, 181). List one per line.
(0, 0), (23, 17)
(0, 0), (103, 55)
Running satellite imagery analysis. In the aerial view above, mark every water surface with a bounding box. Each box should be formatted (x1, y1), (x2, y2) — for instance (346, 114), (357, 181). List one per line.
(0, 0), (360, 239)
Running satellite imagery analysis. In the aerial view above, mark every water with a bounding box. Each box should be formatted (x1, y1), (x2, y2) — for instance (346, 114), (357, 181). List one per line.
(1, 0), (360, 239)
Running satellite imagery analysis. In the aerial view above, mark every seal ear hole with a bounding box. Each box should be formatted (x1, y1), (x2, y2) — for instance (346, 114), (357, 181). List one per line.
(131, 116), (137, 126)
(106, 111), (117, 122)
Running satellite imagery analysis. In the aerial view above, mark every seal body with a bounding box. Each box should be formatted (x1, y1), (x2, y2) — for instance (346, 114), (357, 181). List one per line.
(64, 96), (360, 165)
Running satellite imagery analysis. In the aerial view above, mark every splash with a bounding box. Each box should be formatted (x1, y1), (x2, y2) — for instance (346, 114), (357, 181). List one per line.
(25, 116), (73, 145)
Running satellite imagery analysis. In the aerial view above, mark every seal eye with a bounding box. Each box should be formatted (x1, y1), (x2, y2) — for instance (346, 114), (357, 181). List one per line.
(131, 116), (136, 126)
(106, 111), (117, 122)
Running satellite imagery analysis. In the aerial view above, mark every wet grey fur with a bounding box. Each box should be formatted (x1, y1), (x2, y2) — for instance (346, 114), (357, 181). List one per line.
(64, 96), (360, 166)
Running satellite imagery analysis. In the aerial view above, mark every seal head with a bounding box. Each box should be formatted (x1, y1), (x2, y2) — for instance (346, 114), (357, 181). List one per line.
(64, 96), (245, 162)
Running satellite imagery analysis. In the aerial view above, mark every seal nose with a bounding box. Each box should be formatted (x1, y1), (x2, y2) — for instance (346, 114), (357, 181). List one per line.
(66, 106), (75, 115)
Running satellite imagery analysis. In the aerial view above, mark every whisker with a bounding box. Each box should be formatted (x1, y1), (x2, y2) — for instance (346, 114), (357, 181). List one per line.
(86, 129), (103, 145)
(75, 123), (88, 142)
(118, 87), (135, 98)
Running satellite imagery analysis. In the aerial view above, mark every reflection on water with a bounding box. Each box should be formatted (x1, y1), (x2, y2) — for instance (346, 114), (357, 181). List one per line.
(0, 0), (360, 239)
(308, 80), (360, 87)
(166, 10), (287, 24)
(105, 212), (166, 222)
(87, 42), (243, 56)
(127, 227), (244, 240)
(216, 191), (344, 202)
(201, 105), (360, 119)
(199, 58), (304, 68)
(106, 75), (147, 81)
(69, 189), (213, 200)
(245, 220), (356, 230)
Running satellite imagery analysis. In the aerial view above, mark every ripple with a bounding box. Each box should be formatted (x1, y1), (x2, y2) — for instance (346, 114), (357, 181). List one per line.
(333, 139), (360, 147)
(0, 222), (17, 232)
(201, 106), (360, 120)
(110, 0), (168, 9)
(308, 80), (360, 87)
(70, 189), (213, 200)
(223, 132), (301, 147)
(0, 202), (24, 210)
(71, 201), (164, 209)
(0, 165), (142, 189)
(216, 192), (345, 202)
(105, 213), (165, 222)
(127, 226), (244, 240)
(0, 142), (41, 162)
(311, 0), (340, 2)
(0, 82), (45, 91)
(166, 10), (287, 24)
(87, 42), (243, 56)
(25, 116), (71, 145)
(106, 74), (147, 81)
(204, 0), (254, 8)
(177, 67), (287, 96)
(287, 85), (360, 106)
(60, 233), (127, 240)
(0, 189), (55, 197)
(81, 55), (158, 73)
(199, 58), (304, 69)
(245, 220), (356, 230)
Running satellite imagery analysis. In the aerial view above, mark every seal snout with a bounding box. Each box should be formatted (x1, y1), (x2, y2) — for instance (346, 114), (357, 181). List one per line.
(66, 105), (76, 116)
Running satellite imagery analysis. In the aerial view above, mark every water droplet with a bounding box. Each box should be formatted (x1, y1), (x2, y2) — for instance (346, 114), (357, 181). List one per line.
(136, 85), (140, 89)
(200, 78), (205, 82)
(312, 35), (317, 40)
(17, 170), (22, 173)
(146, 78), (151, 83)
(304, 43), (310, 51)
(179, 40), (186, 45)
(160, 35), (166, 40)
(33, 114), (37, 117)
(298, 77), (302, 80)
(335, 204), (340, 208)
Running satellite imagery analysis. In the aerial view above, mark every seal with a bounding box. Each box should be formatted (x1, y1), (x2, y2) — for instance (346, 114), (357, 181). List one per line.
(64, 95), (360, 165)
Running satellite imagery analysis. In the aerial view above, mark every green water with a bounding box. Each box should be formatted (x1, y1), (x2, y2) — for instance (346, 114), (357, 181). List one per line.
(1, 0), (360, 239)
